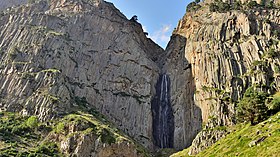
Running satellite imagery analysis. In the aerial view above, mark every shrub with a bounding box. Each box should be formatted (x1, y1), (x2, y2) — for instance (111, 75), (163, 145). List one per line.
(233, 1), (242, 10)
(11, 124), (30, 135)
(273, 30), (279, 38)
(268, 92), (280, 113)
(209, 2), (230, 12)
(34, 142), (60, 156)
(186, 2), (200, 12)
(267, 0), (274, 8)
(267, 47), (277, 58)
(275, 65), (280, 74)
(247, 1), (259, 8)
(209, 3), (219, 12)
(55, 122), (65, 133)
(217, 2), (230, 12)
(237, 87), (269, 125)
(26, 116), (38, 128)
(260, 0), (266, 6)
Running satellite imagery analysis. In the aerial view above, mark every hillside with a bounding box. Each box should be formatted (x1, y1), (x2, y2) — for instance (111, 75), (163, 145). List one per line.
(0, 110), (148, 156)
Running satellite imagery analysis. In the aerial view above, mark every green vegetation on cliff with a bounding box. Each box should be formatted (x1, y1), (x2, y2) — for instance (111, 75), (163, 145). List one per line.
(171, 112), (280, 157)
(0, 112), (61, 156)
(0, 111), (149, 156)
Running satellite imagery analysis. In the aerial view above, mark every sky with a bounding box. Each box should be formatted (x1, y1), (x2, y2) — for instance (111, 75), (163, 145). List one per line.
(105, 0), (192, 49)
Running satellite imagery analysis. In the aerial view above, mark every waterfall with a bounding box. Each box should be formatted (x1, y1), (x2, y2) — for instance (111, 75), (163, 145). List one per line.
(152, 74), (174, 148)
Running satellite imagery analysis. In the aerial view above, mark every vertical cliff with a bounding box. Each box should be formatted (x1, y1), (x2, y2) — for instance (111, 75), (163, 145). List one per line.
(3, 0), (280, 155)
(0, 0), (205, 153)
(0, 0), (164, 150)
(0, 0), (27, 10)
(151, 74), (174, 148)
(162, 34), (203, 150)
(166, 3), (280, 154)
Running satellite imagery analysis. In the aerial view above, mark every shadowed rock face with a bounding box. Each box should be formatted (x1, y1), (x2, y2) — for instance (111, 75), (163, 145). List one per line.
(151, 74), (174, 148)
(0, 0), (27, 10)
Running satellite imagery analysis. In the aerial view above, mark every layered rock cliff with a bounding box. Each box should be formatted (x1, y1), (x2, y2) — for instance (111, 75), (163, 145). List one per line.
(0, 0), (163, 151)
(166, 3), (280, 154)
(1, 0), (280, 156)
(0, 0), (202, 154)
(0, 0), (27, 11)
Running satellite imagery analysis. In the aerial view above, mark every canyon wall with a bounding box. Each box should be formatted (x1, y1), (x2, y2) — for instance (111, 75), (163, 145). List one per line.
(0, 0), (202, 152)
(0, 0), (163, 149)
(168, 5), (280, 154)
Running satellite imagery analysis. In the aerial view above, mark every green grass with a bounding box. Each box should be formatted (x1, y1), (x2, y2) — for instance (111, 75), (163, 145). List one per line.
(0, 110), (150, 156)
(0, 112), (62, 156)
(171, 112), (280, 157)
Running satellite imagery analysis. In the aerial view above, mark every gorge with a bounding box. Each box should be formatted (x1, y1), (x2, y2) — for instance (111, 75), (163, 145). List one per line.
(0, 0), (280, 156)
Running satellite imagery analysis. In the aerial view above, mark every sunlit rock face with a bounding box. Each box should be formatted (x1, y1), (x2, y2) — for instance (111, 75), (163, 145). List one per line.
(0, 0), (164, 150)
(172, 5), (280, 155)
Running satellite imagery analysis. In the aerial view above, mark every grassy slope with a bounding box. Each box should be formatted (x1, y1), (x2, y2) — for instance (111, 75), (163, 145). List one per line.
(0, 111), (148, 156)
(172, 112), (280, 157)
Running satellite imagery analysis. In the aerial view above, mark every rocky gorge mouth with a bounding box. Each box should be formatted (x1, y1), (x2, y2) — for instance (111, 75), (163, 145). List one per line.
(151, 73), (174, 148)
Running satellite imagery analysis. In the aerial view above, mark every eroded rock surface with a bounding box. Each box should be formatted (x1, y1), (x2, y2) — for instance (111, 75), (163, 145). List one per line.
(0, 0), (27, 10)
(0, 0), (163, 150)
(168, 6), (280, 155)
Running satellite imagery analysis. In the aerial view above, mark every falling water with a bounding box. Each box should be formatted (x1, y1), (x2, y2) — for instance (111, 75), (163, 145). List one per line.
(151, 74), (174, 148)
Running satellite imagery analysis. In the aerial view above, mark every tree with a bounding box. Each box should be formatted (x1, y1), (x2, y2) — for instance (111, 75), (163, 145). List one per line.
(217, 2), (230, 12)
(267, 92), (280, 114)
(130, 15), (138, 22)
(260, 0), (266, 7)
(267, 0), (274, 8)
(237, 87), (268, 125)
(195, 0), (201, 3)
(186, 2), (197, 12)
(209, 3), (218, 12)
(233, 1), (241, 10)
(247, 1), (259, 9)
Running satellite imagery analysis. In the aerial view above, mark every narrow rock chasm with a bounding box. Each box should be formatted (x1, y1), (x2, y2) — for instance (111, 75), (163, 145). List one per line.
(151, 74), (174, 148)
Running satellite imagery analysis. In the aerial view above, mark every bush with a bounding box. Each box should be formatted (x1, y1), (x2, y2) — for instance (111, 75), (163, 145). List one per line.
(55, 122), (65, 133)
(247, 1), (259, 8)
(209, 2), (230, 12)
(273, 30), (279, 38)
(186, 2), (201, 12)
(11, 124), (30, 135)
(268, 92), (280, 113)
(237, 87), (269, 125)
(267, 47), (277, 58)
(209, 3), (219, 12)
(34, 142), (60, 156)
(217, 2), (230, 12)
(233, 1), (242, 10)
(26, 116), (38, 128)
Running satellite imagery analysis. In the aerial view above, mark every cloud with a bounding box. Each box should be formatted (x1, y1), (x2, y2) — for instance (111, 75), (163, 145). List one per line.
(149, 24), (172, 48)
(142, 25), (148, 32)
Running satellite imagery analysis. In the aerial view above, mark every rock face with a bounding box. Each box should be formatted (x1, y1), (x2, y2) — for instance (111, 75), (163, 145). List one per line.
(2, 0), (280, 155)
(0, 0), (163, 150)
(163, 34), (203, 150)
(151, 74), (174, 148)
(167, 5), (280, 154)
(0, 0), (27, 10)
(0, 0), (202, 153)
(53, 114), (145, 157)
